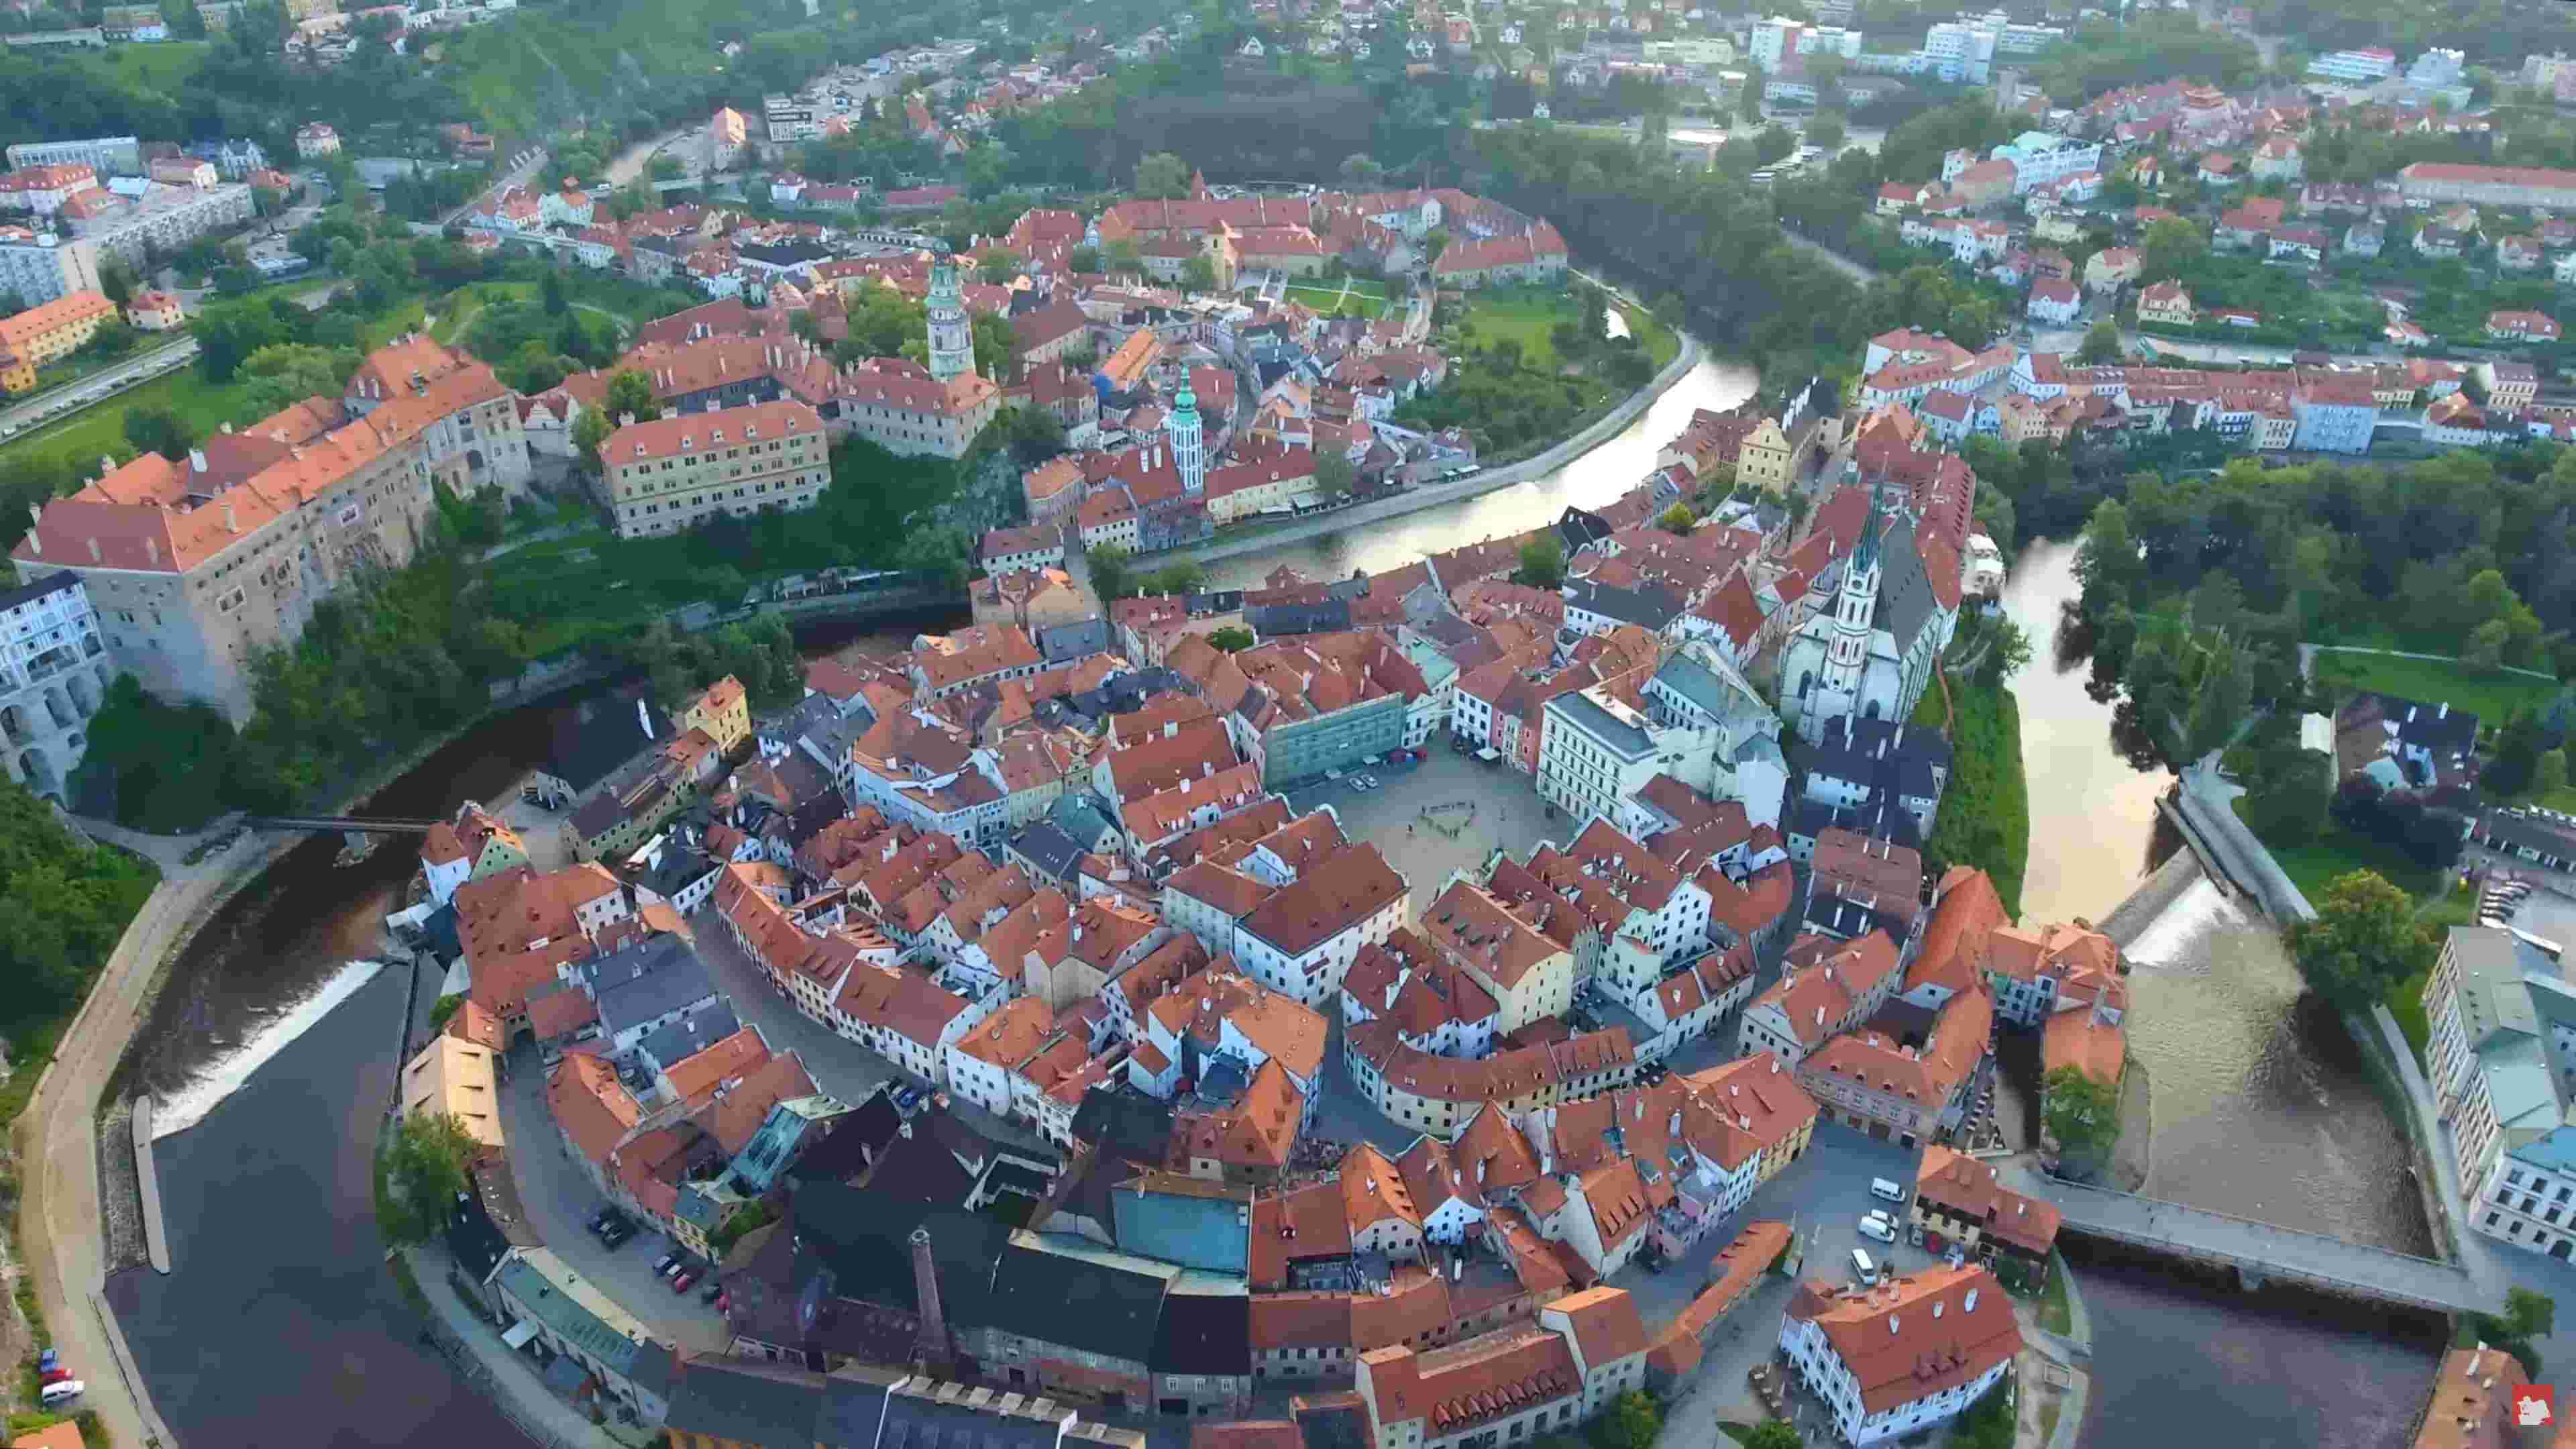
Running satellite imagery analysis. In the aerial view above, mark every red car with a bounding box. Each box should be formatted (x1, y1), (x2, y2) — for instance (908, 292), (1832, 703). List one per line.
(671, 1272), (696, 1294)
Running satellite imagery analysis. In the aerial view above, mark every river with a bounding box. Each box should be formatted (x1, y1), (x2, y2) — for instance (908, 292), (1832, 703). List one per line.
(106, 343), (2437, 1448)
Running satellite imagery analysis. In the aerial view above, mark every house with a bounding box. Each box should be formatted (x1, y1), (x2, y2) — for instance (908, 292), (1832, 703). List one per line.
(1352, 1287), (1652, 1449)
(2135, 281), (2194, 327)
(2345, 221), (2385, 258)
(2267, 226), (2327, 262)
(1909, 1144), (2061, 1276)
(2081, 247), (2139, 295)
(2195, 153), (2237, 186)
(2249, 135), (2302, 181)
(2416, 227), (2467, 259)
(2025, 278), (2079, 326)
(2488, 309), (2562, 343)
(1777, 1265), (2020, 1447)
(2422, 926), (2576, 1259)
(2499, 234), (2544, 272)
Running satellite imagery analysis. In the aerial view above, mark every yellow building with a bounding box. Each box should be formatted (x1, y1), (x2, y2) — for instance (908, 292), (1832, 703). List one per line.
(398, 1032), (504, 1152)
(680, 674), (751, 754)
(0, 290), (116, 394)
(600, 398), (827, 539)
(1735, 417), (1794, 491)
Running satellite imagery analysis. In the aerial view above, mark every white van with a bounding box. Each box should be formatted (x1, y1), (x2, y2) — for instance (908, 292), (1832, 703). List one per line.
(1870, 1177), (1907, 1204)
(1849, 1248), (1878, 1285)
(39, 1381), (84, 1407)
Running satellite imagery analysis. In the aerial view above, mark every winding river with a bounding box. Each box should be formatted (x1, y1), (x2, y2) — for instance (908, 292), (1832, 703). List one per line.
(103, 339), (2439, 1447)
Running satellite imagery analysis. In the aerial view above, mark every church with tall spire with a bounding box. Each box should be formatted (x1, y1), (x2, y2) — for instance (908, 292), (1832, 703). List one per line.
(1778, 477), (1920, 735)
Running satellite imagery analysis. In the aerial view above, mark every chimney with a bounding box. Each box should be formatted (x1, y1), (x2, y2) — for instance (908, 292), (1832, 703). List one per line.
(910, 1225), (955, 1368)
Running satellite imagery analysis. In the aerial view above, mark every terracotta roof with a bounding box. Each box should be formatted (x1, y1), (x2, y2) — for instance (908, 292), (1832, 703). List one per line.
(1785, 1265), (2022, 1416)
(1548, 1284), (1648, 1368)
(832, 962), (973, 1049)
(1146, 965), (1328, 1080)
(548, 1051), (640, 1167)
(1801, 984), (1992, 1110)
(1650, 1220), (1792, 1377)
(1909, 868), (2007, 996)
(1914, 1144), (2061, 1256)
(1238, 843), (1407, 957)
(1247, 1293), (1352, 1352)
(1360, 1323), (1580, 1430)
(1418, 879), (1563, 989)
(661, 1026), (771, 1104)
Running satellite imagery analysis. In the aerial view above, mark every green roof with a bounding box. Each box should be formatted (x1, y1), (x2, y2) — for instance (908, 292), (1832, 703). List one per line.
(496, 1249), (657, 1376)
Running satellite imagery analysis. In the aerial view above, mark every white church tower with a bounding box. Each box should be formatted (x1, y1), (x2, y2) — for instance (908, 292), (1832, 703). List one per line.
(1170, 379), (1205, 495)
(1818, 477), (1884, 712)
(926, 256), (973, 382)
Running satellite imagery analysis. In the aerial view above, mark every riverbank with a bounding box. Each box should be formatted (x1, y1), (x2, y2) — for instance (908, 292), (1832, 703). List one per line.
(1168, 327), (1707, 570)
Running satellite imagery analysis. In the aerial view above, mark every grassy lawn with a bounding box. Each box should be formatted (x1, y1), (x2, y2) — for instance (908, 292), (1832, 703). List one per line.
(1285, 284), (1387, 319)
(1617, 301), (1681, 369)
(1454, 288), (1586, 371)
(2037, 1258), (2074, 1336)
(2247, 812), (2446, 904)
(2311, 649), (2561, 731)
(3, 366), (258, 473)
(109, 40), (210, 89)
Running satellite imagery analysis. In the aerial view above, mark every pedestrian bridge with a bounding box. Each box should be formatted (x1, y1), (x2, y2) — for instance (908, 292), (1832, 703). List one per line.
(2019, 1170), (2489, 1316)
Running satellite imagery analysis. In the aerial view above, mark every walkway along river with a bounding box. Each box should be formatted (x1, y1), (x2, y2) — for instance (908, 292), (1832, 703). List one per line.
(99, 337), (2436, 1447)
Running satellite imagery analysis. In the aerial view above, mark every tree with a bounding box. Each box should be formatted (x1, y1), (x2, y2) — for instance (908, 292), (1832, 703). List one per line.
(2241, 745), (2330, 845)
(1514, 535), (1565, 589)
(2141, 214), (2206, 282)
(1658, 503), (1695, 535)
(98, 258), (138, 308)
(1316, 449), (1358, 498)
(1340, 152), (1386, 186)
(376, 1111), (478, 1246)
(1739, 1424), (1802, 1449)
(1587, 1393), (1658, 1449)
(1089, 544), (1137, 600)
(122, 404), (192, 460)
(1067, 245), (1103, 273)
(1104, 238), (1144, 274)
(1180, 254), (1218, 294)
(2288, 869), (2436, 1014)
(2043, 1065), (2121, 1173)
(604, 368), (661, 423)
(2537, 748), (2570, 803)
(1949, 1385), (2015, 1449)
(542, 268), (568, 317)
(2076, 319), (2123, 364)
(1208, 625), (1255, 652)
(975, 247), (1018, 286)
(1807, 111), (1848, 152)
(572, 407), (614, 469)
(1134, 152), (1191, 199)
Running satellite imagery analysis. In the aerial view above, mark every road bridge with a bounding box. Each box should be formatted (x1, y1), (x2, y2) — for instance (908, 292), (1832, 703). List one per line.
(2008, 1165), (2487, 1315)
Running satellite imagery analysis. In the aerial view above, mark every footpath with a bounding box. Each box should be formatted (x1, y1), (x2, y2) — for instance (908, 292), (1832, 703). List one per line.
(12, 825), (278, 1449)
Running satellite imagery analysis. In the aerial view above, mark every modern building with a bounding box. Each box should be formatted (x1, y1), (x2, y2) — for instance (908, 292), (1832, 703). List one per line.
(491, 1248), (678, 1426)
(0, 573), (109, 802)
(2423, 926), (2576, 1259)
(599, 399), (828, 539)
(4, 136), (142, 176)
(2398, 162), (2576, 213)
(2305, 46), (2397, 83)
(0, 233), (105, 310)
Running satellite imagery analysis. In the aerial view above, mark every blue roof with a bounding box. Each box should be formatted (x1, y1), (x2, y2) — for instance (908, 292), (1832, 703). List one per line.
(639, 1000), (741, 1071)
(1112, 1179), (1251, 1275)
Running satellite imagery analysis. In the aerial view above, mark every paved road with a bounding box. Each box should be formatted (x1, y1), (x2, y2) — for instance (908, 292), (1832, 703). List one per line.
(0, 339), (198, 439)
(13, 826), (272, 1449)
(491, 1044), (735, 1354)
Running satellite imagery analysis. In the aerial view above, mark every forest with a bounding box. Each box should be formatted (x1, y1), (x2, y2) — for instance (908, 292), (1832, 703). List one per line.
(0, 782), (158, 1104)
(2070, 446), (2576, 786)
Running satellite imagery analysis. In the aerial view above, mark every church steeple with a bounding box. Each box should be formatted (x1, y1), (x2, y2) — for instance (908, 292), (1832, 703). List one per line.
(1170, 378), (1205, 495)
(1821, 476), (1886, 700)
(926, 255), (972, 383)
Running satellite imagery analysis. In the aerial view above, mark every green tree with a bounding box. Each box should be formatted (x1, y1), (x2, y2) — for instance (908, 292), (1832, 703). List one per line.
(2288, 869), (2436, 1013)
(572, 407), (614, 470)
(1209, 625), (1255, 652)
(2241, 746), (2330, 844)
(2141, 214), (2206, 282)
(80, 675), (237, 832)
(1949, 1384), (2015, 1449)
(1977, 614), (2034, 686)
(1316, 449), (1358, 498)
(1180, 254), (1218, 294)
(121, 404), (193, 460)
(1067, 245), (1104, 273)
(2043, 1064), (2122, 1173)
(1807, 111), (1848, 152)
(1587, 1391), (1659, 1449)
(2536, 749), (2570, 803)
(1739, 1424), (1801, 1449)
(976, 247), (1018, 286)
(1089, 544), (1137, 600)
(542, 268), (568, 316)
(1658, 503), (1695, 535)
(2076, 319), (2124, 364)
(98, 258), (138, 308)
(604, 368), (661, 423)
(1514, 535), (1565, 589)
(1104, 237), (1144, 274)
(1134, 152), (1191, 199)
(376, 1110), (479, 1246)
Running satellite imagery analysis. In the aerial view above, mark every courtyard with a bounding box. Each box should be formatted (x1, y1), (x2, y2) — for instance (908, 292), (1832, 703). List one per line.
(1281, 737), (1574, 900)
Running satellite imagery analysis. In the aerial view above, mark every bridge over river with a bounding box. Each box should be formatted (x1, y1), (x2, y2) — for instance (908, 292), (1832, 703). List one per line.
(2002, 1163), (2489, 1315)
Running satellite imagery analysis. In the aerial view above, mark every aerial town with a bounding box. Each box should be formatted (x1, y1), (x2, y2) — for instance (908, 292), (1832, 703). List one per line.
(9, 0), (2576, 1446)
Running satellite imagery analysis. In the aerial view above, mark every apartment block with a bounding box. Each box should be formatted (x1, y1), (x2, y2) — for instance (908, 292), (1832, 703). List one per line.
(0, 573), (111, 802)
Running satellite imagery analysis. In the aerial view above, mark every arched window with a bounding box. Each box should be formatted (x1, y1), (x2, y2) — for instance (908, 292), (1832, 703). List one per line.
(1798, 671), (1814, 700)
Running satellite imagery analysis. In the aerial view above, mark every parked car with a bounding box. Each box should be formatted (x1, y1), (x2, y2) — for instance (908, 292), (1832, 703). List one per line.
(600, 1223), (633, 1249)
(38, 1381), (83, 1407)
(653, 1252), (679, 1275)
(1857, 1211), (1898, 1244)
(38, 1350), (58, 1374)
(700, 1279), (722, 1303)
(671, 1272), (696, 1294)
